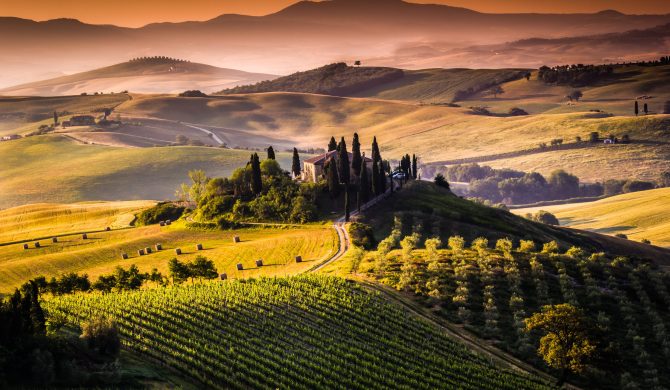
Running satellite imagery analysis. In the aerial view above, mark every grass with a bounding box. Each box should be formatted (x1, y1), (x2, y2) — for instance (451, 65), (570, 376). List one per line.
(0, 200), (154, 244)
(0, 217), (336, 294)
(45, 275), (552, 389)
(0, 134), (293, 208)
(512, 188), (670, 247)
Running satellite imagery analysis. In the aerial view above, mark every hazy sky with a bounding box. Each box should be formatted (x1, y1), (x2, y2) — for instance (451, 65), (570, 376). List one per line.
(3, 0), (670, 27)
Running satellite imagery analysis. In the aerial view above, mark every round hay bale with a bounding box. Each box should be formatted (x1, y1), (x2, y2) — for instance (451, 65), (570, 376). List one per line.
(23, 243), (29, 250)
(145, 247), (152, 254)
(138, 249), (145, 256)
(175, 248), (182, 255)
(295, 255), (303, 263)
(165, 220), (172, 225)
(220, 273), (228, 281)
(155, 244), (162, 251)
(159, 222), (165, 227)
(236, 263), (244, 271)
(34, 242), (41, 248)
(82, 233), (88, 240)
(233, 236), (241, 243)
(52, 237), (58, 243)
(121, 253), (128, 260)
(255, 259), (263, 267)
(196, 243), (203, 251)
(105, 227), (111, 231)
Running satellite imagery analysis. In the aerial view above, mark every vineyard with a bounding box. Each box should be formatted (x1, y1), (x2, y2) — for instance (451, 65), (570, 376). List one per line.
(45, 275), (551, 389)
(358, 229), (670, 388)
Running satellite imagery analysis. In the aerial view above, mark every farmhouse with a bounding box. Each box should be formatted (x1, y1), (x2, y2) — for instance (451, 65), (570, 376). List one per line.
(302, 150), (372, 183)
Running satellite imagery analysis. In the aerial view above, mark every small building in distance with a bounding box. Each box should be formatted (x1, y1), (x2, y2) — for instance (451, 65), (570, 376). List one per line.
(302, 150), (372, 183)
(65, 115), (96, 127)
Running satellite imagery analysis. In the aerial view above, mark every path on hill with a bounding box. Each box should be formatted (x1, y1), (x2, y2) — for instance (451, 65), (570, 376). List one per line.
(182, 123), (225, 145)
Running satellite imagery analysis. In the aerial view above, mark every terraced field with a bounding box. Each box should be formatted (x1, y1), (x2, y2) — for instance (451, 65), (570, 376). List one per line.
(45, 275), (552, 389)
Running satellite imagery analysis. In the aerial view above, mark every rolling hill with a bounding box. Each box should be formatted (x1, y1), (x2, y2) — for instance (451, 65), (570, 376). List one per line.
(512, 188), (670, 247)
(2, 1), (670, 88)
(0, 135), (293, 208)
(1, 57), (275, 96)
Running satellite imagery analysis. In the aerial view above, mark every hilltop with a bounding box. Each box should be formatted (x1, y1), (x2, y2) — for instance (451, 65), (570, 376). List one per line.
(1, 57), (275, 96)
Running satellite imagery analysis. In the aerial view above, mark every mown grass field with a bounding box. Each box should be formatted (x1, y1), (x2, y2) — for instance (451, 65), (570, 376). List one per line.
(0, 219), (336, 294)
(513, 188), (670, 247)
(0, 135), (293, 208)
(44, 275), (552, 389)
(0, 200), (154, 243)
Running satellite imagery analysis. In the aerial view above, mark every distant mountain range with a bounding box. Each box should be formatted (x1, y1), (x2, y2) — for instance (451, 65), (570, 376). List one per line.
(1, 0), (669, 89)
(0, 57), (275, 96)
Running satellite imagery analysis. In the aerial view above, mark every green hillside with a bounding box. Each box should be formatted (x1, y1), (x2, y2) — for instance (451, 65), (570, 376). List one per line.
(45, 275), (551, 389)
(0, 135), (292, 208)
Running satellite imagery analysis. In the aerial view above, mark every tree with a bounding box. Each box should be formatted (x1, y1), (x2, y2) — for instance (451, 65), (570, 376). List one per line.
(525, 304), (596, 384)
(589, 132), (599, 143)
(359, 157), (370, 207)
(660, 171), (670, 187)
(635, 100), (639, 116)
(489, 85), (505, 98)
(80, 316), (121, 357)
(371, 159), (380, 196)
(250, 153), (263, 196)
(291, 148), (301, 178)
(328, 136), (337, 152)
(326, 156), (341, 199)
(412, 154), (418, 180)
(168, 258), (190, 284)
(567, 90), (583, 102)
(378, 160), (387, 194)
(53, 111), (58, 126)
(187, 170), (209, 205)
(664, 100), (670, 114)
(188, 256), (218, 282)
(525, 72), (531, 81)
(337, 137), (350, 185)
(266, 146), (275, 160)
(351, 133), (362, 177)
(548, 170), (579, 199)
(344, 189), (350, 222)
(371, 136), (381, 164)
(643, 103), (648, 115)
(434, 174), (450, 190)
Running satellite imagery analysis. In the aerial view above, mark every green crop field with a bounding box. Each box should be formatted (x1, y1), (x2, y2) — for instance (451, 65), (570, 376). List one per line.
(0, 135), (293, 208)
(0, 219), (336, 294)
(44, 275), (551, 389)
(513, 188), (670, 247)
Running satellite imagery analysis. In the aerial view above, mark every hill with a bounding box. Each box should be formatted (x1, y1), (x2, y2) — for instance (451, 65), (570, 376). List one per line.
(358, 181), (670, 263)
(512, 188), (670, 247)
(44, 275), (551, 389)
(1, 57), (275, 96)
(221, 63), (526, 102)
(2, 1), (670, 87)
(0, 135), (293, 208)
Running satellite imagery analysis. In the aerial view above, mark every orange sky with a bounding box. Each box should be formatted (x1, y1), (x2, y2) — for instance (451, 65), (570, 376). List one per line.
(2, 0), (670, 27)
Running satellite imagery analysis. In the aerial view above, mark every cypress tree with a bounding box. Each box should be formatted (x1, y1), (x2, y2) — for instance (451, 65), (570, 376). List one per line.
(250, 153), (263, 196)
(326, 156), (340, 199)
(291, 147), (301, 178)
(53, 111), (58, 126)
(351, 133), (362, 177)
(644, 103), (648, 115)
(267, 146), (275, 160)
(359, 157), (370, 206)
(29, 281), (46, 335)
(337, 137), (350, 185)
(371, 136), (381, 164)
(635, 101), (639, 116)
(328, 136), (337, 152)
(371, 159), (380, 196)
(379, 160), (387, 194)
(412, 154), (418, 179)
(344, 189), (350, 222)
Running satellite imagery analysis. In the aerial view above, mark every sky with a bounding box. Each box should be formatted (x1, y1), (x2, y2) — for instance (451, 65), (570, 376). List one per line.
(2, 0), (670, 27)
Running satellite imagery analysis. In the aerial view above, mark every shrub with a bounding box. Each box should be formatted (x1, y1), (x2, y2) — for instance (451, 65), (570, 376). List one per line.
(532, 210), (560, 226)
(566, 246), (586, 258)
(622, 180), (655, 194)
(349, 222), (376, 249)
(136, 202), (185, 226)
(614, 233), (628, 239)
(518, 240), (536, 253)
(541, 241), (559, 254)
(178, 90), (208, 97)
(508, 107), (529, 116)
(80, 316), (120, 357)
(495, 238), (513, 255)
(471, 237), (489, 256)
(640, 238), (651, 244)
(448, 236), (465, 253)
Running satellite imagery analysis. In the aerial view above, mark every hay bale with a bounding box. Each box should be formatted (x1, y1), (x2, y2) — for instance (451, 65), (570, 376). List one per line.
(220, 273), (228, 281)
(175, 248), (182, 255)
(233, 236), (240, 243)
(155, 244), (162, 251)
(159, 221), (165, 227)
(145, 247), (152, 254)
(52, 237), (58, 243)
(105, 227), (111, 231)
(34, 242), (41, 248)
(236, 263), (244, 271)
(196, 243), (203, 251)
(23, 243), (29, 250)
(295, 255), (303, 263)
(166, 220), (172, 225)
(138, 249), (145, 256)
(121, 253), (128, 260)
(256, 259), (263, 267)
(82, 233), (88, 239)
